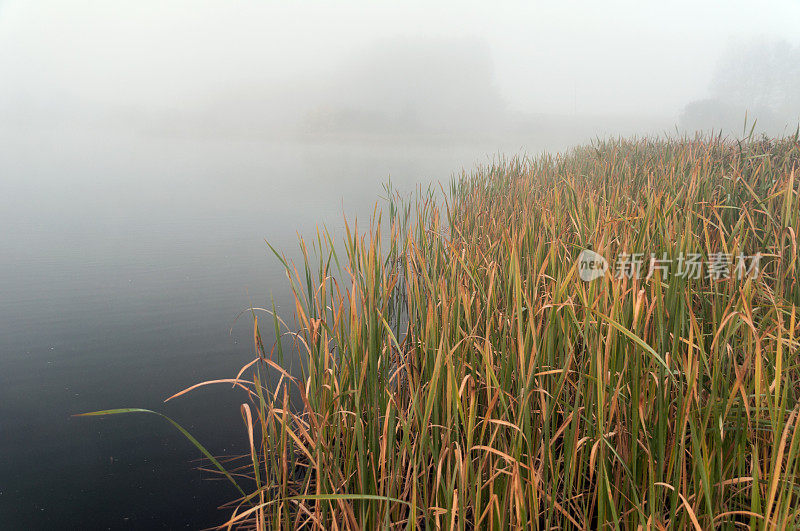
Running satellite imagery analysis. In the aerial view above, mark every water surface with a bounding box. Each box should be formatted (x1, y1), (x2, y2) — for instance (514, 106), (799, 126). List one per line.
(0, 128), (518, 529)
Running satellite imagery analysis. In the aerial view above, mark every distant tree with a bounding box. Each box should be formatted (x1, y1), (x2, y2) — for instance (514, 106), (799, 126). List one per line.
(711, 38), (800, 114)
(680, 38), (800, 136)
(679, 98), (746, 135)
(309, 37), (507, 135)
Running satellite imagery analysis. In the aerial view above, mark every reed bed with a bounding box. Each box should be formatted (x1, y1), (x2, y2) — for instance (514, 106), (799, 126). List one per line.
(85, 135), (800, 529)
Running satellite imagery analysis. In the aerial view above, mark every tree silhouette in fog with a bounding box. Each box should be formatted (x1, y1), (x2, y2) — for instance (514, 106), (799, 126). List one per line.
(305, 37), (507, 136)
(681, 38), (800, 136)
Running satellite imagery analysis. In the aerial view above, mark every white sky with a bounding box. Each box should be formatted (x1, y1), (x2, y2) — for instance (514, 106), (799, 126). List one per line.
(1, 0), (798, 119)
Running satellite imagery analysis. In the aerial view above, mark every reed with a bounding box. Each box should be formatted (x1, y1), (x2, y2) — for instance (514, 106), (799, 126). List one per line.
(83, 134), (800, 529)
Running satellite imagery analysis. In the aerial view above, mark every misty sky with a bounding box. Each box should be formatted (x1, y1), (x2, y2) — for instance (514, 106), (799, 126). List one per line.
(0, 1), (799, 133)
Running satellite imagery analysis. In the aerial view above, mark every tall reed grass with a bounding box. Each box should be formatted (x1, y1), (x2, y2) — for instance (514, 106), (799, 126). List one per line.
(83, 135), (800, 529)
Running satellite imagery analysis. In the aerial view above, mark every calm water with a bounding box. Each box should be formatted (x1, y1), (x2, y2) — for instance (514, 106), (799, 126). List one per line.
(0, 128), (531, 529)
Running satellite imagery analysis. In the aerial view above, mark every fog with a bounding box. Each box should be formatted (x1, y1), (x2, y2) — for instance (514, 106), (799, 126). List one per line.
(681, 38), (800, 136)
(1, 1), (799, 144)
(2, 3), (800, 527)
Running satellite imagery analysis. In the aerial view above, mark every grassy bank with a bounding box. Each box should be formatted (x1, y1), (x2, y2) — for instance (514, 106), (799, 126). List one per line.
(88, 135), (800, 529)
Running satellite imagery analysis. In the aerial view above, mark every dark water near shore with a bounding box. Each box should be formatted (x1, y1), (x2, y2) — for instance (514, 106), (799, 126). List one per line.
(0, 129), (533, 529)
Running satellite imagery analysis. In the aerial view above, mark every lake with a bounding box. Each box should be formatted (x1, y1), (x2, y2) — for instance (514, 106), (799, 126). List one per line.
(0, 127), (543, 529)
